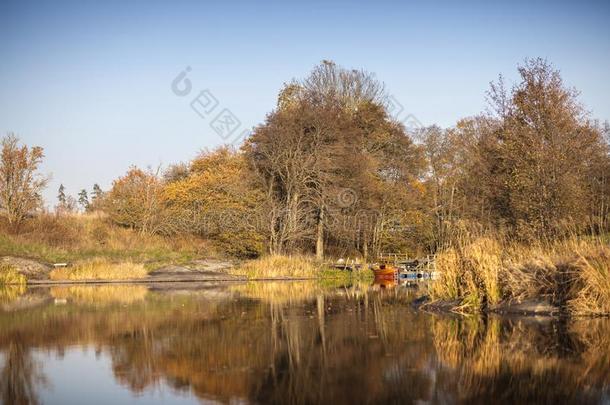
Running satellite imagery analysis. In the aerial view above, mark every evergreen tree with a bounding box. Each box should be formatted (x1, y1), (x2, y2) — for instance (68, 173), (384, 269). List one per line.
(57, 184), (66, 205)
(78, 189), (90, 211)
(92, 183), (103, 200)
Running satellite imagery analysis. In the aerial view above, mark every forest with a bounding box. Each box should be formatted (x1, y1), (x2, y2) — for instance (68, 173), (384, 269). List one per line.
(2, 58), (610, 313)
(2, 58), (609, 260)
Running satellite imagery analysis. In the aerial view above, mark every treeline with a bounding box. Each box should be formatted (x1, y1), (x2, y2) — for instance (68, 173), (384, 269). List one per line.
(1, 58), (609, 258)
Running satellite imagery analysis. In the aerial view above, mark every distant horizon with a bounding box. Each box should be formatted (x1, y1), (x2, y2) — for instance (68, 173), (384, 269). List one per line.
(1, 0), (609, 206)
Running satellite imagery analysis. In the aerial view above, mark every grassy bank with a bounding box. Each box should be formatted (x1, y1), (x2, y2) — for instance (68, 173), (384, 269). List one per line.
(0, 213), (207, 266)
(229, 254), (373, 281)
(49, 259), (149, 281)
(430, 235), (610, 316)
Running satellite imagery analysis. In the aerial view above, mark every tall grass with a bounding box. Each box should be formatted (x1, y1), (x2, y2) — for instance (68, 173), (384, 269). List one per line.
(49, 259), (148, 281)
(567, 246), (610, 316)
(0, 212), (206, 265)
(430, 238), (502, 312)
(430, 234), (610, 316)
(0, 263), (27, 286)
(229, 255), (328, 279)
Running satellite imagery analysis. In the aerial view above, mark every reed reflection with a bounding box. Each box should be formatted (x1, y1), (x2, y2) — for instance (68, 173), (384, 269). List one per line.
(0, 283), (608, 404)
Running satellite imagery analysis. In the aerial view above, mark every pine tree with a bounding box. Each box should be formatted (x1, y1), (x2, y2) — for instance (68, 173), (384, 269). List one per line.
(78, 189), (90, 211)
(58, 184), (66, 205)
(92, 183), (103, 200)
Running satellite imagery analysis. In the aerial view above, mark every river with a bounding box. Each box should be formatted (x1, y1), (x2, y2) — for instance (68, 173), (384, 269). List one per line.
(0, 281), (609, 404)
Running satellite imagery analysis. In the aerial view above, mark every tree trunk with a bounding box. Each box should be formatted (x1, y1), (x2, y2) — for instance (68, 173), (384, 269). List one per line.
(316, 207), (324, 260)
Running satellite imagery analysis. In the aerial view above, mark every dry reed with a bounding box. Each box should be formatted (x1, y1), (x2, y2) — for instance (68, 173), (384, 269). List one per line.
(229, 255), (326, 279)
(431, 234), (610, 316)
(49, 259), (148, 280)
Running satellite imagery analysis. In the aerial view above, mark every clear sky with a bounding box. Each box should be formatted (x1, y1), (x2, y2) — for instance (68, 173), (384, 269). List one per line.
(1, 0), (609, 206)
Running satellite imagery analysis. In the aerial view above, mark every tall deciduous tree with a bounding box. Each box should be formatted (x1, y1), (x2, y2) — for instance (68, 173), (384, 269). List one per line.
(420, 59), (610, 243)
(488, 58), (607, 238)
(0, 134), (47, 230)
(105, 167), (168, 235)
(245, 61), (424, 258)
(162, 147), (265, 257)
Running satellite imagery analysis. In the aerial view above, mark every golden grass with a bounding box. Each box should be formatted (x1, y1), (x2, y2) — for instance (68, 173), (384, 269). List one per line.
(431, 235), (610, 316)
(430, 247), (461, 301)
(50, 285), (149, 305)
(49, 259), (148, 280)
(0, 263), (27, 286)
(431, 238), (502, 312)
(229, 255), (328, 279)
(567, 246), (610, 316)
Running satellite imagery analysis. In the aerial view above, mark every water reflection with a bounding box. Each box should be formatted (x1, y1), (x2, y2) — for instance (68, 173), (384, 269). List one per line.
(0, 343), (47, 405)
(0, 283), (609, 404)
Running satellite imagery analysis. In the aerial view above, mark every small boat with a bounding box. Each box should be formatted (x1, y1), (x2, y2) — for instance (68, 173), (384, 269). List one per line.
(370, 263), (398, 279)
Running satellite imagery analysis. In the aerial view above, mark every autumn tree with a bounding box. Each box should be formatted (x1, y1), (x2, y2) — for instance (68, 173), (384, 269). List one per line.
(246, 61), (424, 258)
(487, 58), (608, 238)
(105, 167), (169, 235)
(0, 134), (47, 230)
(162, 147), (265, 257)
(420, 59), (610, 244)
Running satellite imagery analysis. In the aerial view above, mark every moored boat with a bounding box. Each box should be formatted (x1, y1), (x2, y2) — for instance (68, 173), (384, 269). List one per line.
(370, 263), (398, 279)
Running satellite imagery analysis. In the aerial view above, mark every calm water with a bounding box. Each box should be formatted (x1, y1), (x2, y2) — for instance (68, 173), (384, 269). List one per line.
(1, 281), (609, 405)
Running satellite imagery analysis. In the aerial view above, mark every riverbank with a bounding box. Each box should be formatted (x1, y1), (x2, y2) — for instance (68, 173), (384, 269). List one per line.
(0, 254), (368, 285)
(427, 235), (610, 317)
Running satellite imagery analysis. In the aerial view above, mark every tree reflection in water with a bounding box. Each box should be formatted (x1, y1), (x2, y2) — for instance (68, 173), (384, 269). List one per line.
(0, 342), (47, 405)
(0, 283), (609, 404)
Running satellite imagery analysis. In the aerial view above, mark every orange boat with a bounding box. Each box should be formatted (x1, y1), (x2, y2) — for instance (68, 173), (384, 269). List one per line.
(371, 263), (398, 279)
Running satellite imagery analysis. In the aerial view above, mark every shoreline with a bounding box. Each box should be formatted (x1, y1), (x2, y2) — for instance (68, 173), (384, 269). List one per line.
(24, 276), (332, 286)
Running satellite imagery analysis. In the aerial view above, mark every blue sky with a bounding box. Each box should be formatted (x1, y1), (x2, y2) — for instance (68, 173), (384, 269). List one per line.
(1, 0), (609, 205)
